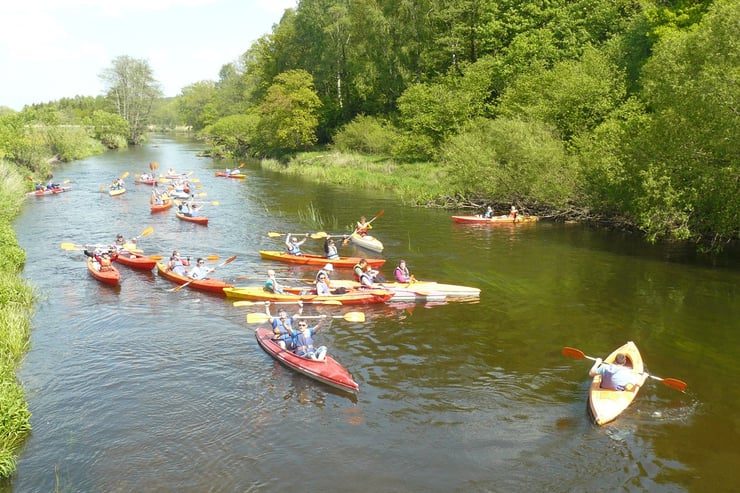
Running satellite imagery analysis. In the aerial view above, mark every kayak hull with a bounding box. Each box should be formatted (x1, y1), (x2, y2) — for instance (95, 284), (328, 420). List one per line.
(87, 258), (121, 285)
(150, 199), (173, 213)
(215, 171), (246, 179)
(259, 250), (385, 269)
(156, 263), (232, 294)
(26, 187), (72, 196)
(330, 279), (479, 300)
(175, 211), (209, 225)
(255, 327), (359, 394)
(451, 215), (538, 224)
(224, 286), (394, 305)
(114, 252), (157, 271)
(108, 188), (126, 197)
(588, 341), (649, 425)
(349, 233), (384, 252)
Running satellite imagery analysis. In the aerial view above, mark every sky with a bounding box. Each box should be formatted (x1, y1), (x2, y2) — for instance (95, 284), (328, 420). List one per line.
(0, 0), (297, 110)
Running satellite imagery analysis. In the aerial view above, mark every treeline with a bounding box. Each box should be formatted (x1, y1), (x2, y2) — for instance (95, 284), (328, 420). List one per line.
(176, 0), (737, 250)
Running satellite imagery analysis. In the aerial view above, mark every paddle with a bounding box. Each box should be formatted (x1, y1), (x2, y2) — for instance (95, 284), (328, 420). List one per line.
(561, 347), (687, 392)
(170, 255), (237, 292)
(246, 312), (365, 324)
(232, 300), (342, 307)
(344, 210), (384, 245)
(267, 231), (327, 239)
(149, 254), (219, 262)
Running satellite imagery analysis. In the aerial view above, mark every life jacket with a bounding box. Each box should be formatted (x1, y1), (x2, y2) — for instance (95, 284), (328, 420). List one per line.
(353, 264), (363, 281)
(287, 243), (302, 255)
(99, 256), (112, 271)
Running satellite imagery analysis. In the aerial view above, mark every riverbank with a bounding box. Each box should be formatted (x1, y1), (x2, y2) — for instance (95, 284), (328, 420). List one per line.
(0, 162), (34, 478)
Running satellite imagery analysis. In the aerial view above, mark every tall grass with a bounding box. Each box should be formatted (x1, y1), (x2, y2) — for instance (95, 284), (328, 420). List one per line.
(0, 160), (34, 478)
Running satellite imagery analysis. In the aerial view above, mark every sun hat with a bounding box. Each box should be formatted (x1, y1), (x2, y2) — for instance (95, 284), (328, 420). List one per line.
(324, 263), (334, 271)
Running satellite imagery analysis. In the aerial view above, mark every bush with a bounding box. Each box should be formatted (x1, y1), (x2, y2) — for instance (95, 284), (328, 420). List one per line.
(332, 115), (399, 154)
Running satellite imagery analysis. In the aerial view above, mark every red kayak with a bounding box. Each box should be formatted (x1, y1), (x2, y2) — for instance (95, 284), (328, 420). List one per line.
(215, 171), (246, 179)
(259, 250), (385, 269)
(113, 252), (157, 271)
(156, 263), (232, 294)
(175, 211), (208, 225)
(254, 327), (359, 394)
(150, 199), (172, 213)
(451, 215), (539, 224)
(26, 186), (72, 196)
(87, 257), (121, 285)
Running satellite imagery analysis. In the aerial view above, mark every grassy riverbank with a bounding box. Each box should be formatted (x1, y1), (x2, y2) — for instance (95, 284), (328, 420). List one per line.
(261, 151), (459, 207)
(0, 162), (34, 478)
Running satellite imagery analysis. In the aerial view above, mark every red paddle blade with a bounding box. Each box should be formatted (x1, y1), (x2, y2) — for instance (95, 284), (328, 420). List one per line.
(562, 347), (586, 359)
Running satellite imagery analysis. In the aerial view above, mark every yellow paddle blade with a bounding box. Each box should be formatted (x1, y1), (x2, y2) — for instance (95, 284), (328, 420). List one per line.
(206, 255), (220, 261)
(210, 201), (220, 206)
(310, 231), (328, 239)
(267, 232), (284, 238)
(60, 242), (82, 251)
(343, 312), (365, 322)
(189, 178), (200, 183)
(137, 226), (154, 238)
(198, 192), (207, 197)
(120, 171), (130, 180)
(247, 313), (271, 324)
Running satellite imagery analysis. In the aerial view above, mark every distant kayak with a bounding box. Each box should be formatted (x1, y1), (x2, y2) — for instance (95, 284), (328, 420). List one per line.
(175, 211), (208, 225)
(259, 250), (385, 269)
(26, 187), (71, 196)
(215, 171), (246, 179)
(451, 215), (538, 224)
(348, 232), (384, 252)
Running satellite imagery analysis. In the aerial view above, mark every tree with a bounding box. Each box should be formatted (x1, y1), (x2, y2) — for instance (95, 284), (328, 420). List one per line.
(99, 56), (162, 145)
(254, 70), (322, 155)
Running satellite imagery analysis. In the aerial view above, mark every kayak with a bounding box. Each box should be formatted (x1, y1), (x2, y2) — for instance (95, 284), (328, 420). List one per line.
(135, 177), (156, 185)
(215, 171), (246, 179)
(330, 279), (480, 300)
(281, 284), (440, 304)
(223, 286), (395, 305)
(113, 251), (157, 271)
(109, 187), (126, 197)
(175, 211), (209, 225)
(259, 250), (386, 269)
(588, 341), (649, 425)
(156, 263), (232, 294)
(451, 215), (538, 224)
(87, 257), (121, 285)
(349, 232), (384, 253)
(26, 186), (71, 196)
(150, 199), (173, 213)
(254, 327), (359, 394)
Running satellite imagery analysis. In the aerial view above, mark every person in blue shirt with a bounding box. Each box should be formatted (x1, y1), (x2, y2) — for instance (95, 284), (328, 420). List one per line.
(265, 301), (302, 350)
(589, 353), (641, 391)
(285, 233), (309, 255)
(293, 317), (328, 361)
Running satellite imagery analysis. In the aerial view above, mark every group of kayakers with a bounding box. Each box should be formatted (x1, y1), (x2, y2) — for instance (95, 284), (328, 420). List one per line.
(164, 250), (213, 280)
(483, 205), (518, 219)
(265, 301), (327, 361)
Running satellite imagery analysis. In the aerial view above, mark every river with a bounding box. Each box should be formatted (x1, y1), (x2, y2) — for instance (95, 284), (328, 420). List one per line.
(4, 134), (738, 492)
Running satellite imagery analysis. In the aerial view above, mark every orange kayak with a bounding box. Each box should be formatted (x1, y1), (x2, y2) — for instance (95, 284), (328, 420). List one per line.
(175, 211), (208, 225)
(87, 257), (121, 285)
(156, 263), (231, 294)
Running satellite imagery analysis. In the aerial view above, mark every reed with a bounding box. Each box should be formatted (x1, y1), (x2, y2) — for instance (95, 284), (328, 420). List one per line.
(0, 160), (34, 478)
(297, 202), (340, 232)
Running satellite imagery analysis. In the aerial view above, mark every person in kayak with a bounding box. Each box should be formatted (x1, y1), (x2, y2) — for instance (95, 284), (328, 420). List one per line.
(265, 269), (285, 294)
(189, 258), (213, 280)
(394, 259), (415, 283)
(285, 233), (309, 256)
(167, 250), (190, 276)
(589, 353), (641, 391)
(315, 272), (332, 296)
(265, 301), (303, 350)
(483, 206), (493, 218)
(324, 237), (340, 260)
(509, 205), (518, 218)
(356, 216), (372, 236)
(293, 317), (328, 361)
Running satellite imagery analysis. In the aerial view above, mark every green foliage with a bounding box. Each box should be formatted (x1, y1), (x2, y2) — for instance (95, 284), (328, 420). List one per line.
(203, 113), (259, 157)
(177, 81), (219, 131)
(332, 115), (399, 154)
(441, 117), (575, 206)
(497, 47), (627, 142)
(88, 110), (130, 149)
(254, 70), (322, 155)
(396, 82), (473, 146)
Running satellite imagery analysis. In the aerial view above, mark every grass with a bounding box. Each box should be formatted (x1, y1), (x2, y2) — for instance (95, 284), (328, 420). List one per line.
(0, 160), (34, 478)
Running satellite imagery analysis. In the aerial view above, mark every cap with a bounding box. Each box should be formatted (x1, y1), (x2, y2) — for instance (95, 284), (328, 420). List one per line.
(324, 263), (334, 271)
(117, 234), (124, 239)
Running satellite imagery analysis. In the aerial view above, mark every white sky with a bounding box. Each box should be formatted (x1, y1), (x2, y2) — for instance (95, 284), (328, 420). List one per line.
(0, 0), (297, 110)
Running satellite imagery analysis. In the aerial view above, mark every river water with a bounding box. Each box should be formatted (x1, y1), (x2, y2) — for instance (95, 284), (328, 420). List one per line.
(4, 134), (738, 492)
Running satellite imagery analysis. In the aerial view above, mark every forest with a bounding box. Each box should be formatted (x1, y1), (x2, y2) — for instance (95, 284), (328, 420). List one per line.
(2, 0), (738, 250)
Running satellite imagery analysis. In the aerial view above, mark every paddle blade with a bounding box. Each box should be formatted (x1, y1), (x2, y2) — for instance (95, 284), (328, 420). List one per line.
(267, 232), (284, 238)
(562, 347), (587, 360)
(210, 201), (220, 206)
(138, 226), (154, 238)
(60, 242), (82, 251)
(150, 255), (164, 261)
(343, 312), (365, 322)
(311, 231), (328, 239)
(206, 255), (220, 261)
(247, 313), (271, 324)
(648, 375), (688, 392)
(120, 171), (130, 180)
(233, 301), (259, 307)
(219, 255), (238, 267)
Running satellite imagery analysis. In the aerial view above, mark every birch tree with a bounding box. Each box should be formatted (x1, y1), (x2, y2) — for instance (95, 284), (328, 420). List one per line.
(99, 56), (162, 145)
